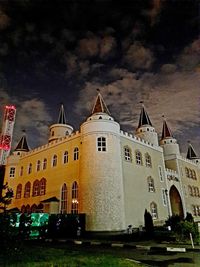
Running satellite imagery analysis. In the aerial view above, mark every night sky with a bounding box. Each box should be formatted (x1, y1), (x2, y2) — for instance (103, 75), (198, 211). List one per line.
(0, 0), (199, 156)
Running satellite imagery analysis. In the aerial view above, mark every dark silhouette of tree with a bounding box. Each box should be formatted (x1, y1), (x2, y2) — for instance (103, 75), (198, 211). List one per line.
(144, 209), (154, 238)
(0, 183), (13, 213)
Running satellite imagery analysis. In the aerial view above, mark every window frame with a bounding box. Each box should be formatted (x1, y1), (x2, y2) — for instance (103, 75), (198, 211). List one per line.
(97, 137), (106, 152)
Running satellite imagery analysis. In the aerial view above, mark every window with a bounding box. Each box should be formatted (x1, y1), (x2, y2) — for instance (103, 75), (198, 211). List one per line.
(135, 150), (142, 165)
(9, 167), (15, 178)
(60, 183), (67, 214)
(16, 184), (22, 199)
(189, 169), (192, 178)
(150, 202), (158, 220)
(24, 182), (31, 198)
(145, 153), (152, 167)
(158, 166), (163, 182)
(147, 176), (155, 192)
(43, 158), (47, 170)
(52, 131), (54, 136)
(71, 181), (78, 214)
(188, 185), (193, 196)
(124, 146), (131, 161)
(74, 147), (79, 161)
(63, 151), (68, 164)
(28, 163), (32, 174)
(20, 166), (23, 176)
(52, 154), (57, 167)
(162, 189), (167, 206)
(97, 137), (106, 152)
(40, 178), (46, 195)
(32, 180), (40, 196)
(192, 170), (196, 180)
(36, 160), (41, 171)
(185, 167), (189, 177)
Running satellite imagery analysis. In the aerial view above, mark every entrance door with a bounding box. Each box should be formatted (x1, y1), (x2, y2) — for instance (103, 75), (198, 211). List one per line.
(169, 185), (184, 218)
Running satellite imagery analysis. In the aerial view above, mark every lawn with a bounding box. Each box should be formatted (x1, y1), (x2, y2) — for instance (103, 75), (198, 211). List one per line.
(0, 243), (143, 267)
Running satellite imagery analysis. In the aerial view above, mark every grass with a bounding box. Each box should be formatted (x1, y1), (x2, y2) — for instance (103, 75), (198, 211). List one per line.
(0, 243), (143, 267)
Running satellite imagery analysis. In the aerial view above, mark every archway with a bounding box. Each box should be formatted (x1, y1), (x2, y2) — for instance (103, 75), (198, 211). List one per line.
(169, 185), (184, 218)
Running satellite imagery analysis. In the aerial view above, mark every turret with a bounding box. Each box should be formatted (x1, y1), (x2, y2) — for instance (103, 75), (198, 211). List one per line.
(80, 91), (125, 232)
(48, 104), (73, 142)
(13, 131), (30, 157)
(160, 118), (180, 156)
(135, 104), (158, 146)
(186, 142), (200, 164)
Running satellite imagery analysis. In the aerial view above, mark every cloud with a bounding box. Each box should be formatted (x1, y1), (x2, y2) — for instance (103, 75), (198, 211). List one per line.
(77, 34), (99, 59)
(99, 36), (117, 59)
(0, 8), (10, 30)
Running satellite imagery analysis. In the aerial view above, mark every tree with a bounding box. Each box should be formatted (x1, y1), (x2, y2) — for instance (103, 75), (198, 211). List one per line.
(0, 182), (13, 213)
(144, 209), (154, 238)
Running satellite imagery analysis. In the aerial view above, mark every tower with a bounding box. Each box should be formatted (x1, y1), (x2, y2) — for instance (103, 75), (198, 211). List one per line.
(80, 91), (125, 231)
(13, 131), (29, 156)
(48, 104), (73, 142)
(186, 142), (200, 164)
(160, 118), (180, 156)
(0, 105), (16, 166)
(135, 104), (158, 146)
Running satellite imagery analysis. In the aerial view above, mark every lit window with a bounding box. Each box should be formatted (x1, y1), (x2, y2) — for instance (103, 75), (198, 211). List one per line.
(135, 150), (142, 165)
(124, 146), (131, 161)
(60, 183), (67, 214)
(33, 180), (40, 196)
(145, 153), (152, 167)
(24, 182), (31, 198)
(63, 151), (68, 164)
(52, 154), (57, 167)
(43, 158), (47, 170)
(162, 189), (167, 206)
(147, 176), (155, 192)
(16, 184), (22, 199)
(97, 137), (106, 152)
(71, 181), (78, 214)
(40, 178), (46, 195)
(150, 202), (158, 220)
(36, 160), (41, 172)
(74, 147), (79, 161)
(158, 166), (163, 182)
(28, 163), (32, 174)
(20, 166), (23, 176)
(185, 167), (189, 177)
(9, 167), (15, 178)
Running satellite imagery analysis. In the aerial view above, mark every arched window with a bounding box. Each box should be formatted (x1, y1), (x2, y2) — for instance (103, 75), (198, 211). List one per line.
(188, 185), (193, 196)
(21, 205), (26, 213)
(20, 166), (23, 176)
(63, 151), (68, 164)
(28, 163), (32, 174)
(40, 178), (46, 195)
(74, 147), (79, 161)
(135, 150), (142, 165)
(32, 180), (40, 196)
(71, 181), (78, 214)
(31, 204), (37, 213)
(24, 182), (31, 198)
(145, 153), (152, 167)
(43, 158), (47, 170)
(36, 160), (41, 171)
(150, 202), (158, 220)
(60, 183), (67, 214)
(16, 184), (22, 199)
(25, 204), (31, 213)
(97, 137), (106, 152)
(185, 167), (189, 177)
(52, 154), (57, 167)
(124, 146), (132, 162)
(192, 170), (196, 180)
(193, 186), (197, 197)
(189, 169), (192, 178)
(147, 176), (155, 192)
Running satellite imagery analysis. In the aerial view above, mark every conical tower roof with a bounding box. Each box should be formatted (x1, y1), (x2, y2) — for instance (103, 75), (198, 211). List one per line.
(161, 119), (173, 140)
(57, 104), (67, 124)
(14, 132), (29, 152)
(186, 143), (199, 160)
(92, 92), (111, 115)
(138, 105), (152, 128)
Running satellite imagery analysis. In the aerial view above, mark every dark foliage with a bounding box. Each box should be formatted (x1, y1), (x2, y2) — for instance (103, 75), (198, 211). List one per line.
(144, 209), (154, 238)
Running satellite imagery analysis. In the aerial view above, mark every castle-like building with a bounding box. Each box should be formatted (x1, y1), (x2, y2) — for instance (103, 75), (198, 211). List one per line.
(4, 92), (200, 232)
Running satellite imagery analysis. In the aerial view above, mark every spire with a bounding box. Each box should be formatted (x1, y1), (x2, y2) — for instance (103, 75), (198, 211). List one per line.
(57, 104), (67, 124)
(161, 118), (173, 139)
(138, 104), (152, 128)
(14, 131), (29, 152)
(91, 90), (111, 115)
(186, 142), (198, 160)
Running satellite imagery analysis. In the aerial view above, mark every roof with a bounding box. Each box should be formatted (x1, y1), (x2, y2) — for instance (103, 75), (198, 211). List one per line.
(41, 197), (59, 203)
(91, 92), (111, 115)
(161, 119), (173, 139)
(57, 104), (67, 124)
(186, 143), (199, 160)
(138, 105), (152, 128)
(14, 134), (29, 152)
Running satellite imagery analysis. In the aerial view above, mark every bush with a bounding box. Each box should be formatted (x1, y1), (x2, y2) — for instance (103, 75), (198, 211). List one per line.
(175, 221), (199, 243)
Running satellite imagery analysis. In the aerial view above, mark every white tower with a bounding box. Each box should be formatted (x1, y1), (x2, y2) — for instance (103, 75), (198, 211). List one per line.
(49, 104), (73, 143)
(160, 118), (180, 156)
(135, 104), (158, 146)
(186, 142), (200, 165)
(0, 105), (16, 165)
(80, 92), (125, 232)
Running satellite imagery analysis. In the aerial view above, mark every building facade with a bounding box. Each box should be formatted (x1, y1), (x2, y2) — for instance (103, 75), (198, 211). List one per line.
(4, 92), (200, 232)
